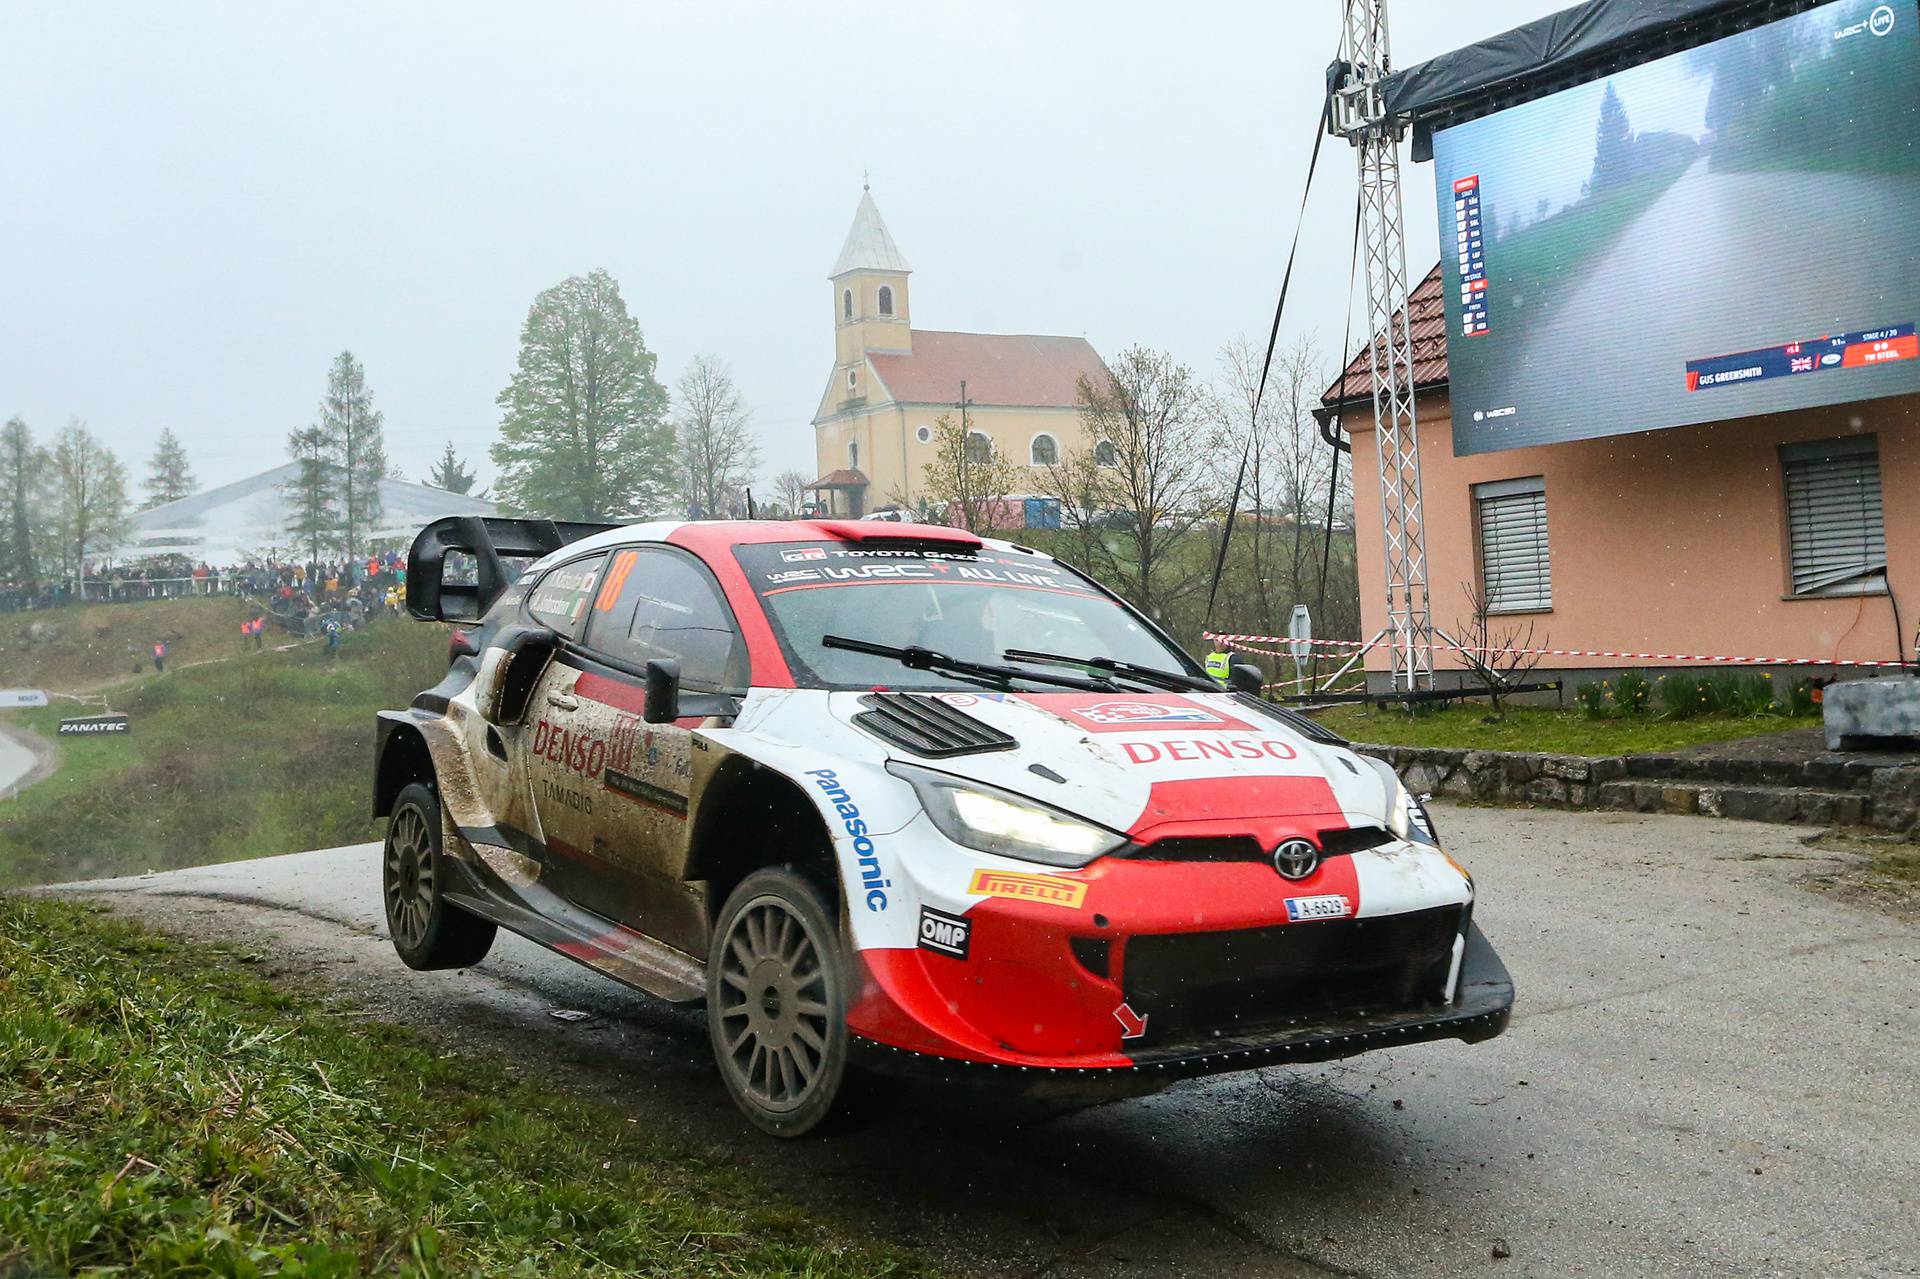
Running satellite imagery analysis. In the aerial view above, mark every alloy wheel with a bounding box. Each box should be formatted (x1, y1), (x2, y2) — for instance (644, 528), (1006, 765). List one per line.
(714, 898), (833, 1113)
(385, 803), (435, 951)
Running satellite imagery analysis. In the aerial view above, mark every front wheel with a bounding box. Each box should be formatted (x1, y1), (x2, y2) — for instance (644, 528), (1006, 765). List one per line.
(707, 867), (851, 1137)
(383, 781), (497, 970)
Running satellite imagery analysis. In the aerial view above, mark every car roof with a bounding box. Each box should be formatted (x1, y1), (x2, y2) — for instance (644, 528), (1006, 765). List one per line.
(526, 519), (1054, 573)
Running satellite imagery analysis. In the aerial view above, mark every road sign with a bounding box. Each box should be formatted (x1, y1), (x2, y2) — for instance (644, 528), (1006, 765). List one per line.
(58, 714), (129, 736)
(0, 689), (48, 708)
(1287, 606), (1313, 665)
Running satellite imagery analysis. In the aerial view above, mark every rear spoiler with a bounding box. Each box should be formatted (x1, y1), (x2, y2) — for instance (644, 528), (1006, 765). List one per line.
(407, 515), (620, 622)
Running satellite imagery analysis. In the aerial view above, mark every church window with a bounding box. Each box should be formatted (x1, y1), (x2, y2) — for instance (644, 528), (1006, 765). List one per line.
(878, 285), (894, 316)
(964, 432), (993, 465)
(916, 425), (932, 444)
(1094, 439), (1119, 468)
(1029, 433), (1059, 466)
(849, 441), (859, 469)
(842, 288), (853, 320)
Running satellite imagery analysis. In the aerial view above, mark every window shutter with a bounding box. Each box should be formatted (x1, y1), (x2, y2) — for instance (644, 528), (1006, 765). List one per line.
(1782, 436), (1885, 596)
(1475, 477), (1550, 613)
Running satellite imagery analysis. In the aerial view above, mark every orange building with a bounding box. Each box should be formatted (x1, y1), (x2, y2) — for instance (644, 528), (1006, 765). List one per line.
(1321, 266), (1919, 691)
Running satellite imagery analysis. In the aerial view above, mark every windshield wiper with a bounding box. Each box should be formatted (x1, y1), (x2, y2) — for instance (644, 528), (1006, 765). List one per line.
(821, 635), (1120, 694)
(1001, 647), (1218, 693)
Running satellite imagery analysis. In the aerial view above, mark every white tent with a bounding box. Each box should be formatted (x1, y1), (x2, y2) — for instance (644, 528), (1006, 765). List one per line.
(122, 463), (497, 565)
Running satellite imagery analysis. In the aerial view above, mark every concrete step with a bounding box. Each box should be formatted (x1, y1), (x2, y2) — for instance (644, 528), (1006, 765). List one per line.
(1593, 778), (1868, 827)
(1620, 753), (1886, 792)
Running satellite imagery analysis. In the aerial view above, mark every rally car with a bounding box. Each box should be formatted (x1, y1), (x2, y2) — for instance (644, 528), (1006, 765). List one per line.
(374, 515), (1512, 1136)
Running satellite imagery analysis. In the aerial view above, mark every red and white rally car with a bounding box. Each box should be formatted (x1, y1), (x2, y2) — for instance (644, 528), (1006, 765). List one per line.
(374, 516), (1512, 1135)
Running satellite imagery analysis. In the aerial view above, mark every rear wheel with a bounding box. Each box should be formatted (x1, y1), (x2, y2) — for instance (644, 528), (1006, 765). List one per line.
(707, 867), (850, 1137)
(383, 781), (497, 970)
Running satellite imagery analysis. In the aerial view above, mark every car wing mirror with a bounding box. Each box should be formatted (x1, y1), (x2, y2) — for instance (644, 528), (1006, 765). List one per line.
(476, 624), (559, 726)
(644, 659), (681, 724)
(1227, 662), (1265, 696)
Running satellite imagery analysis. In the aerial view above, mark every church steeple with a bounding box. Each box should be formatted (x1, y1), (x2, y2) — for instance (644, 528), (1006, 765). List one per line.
(831, 184), (911, 367)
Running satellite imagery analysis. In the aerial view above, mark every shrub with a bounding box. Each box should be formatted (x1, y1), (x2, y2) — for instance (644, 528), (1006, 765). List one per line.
(1733, 672), (1777, 717)
(1785, 678), (1818, 717)
(1657, 672), (1704, 719)
(1613, 670), (1651, 716)
(1574, 681), (1608, 719)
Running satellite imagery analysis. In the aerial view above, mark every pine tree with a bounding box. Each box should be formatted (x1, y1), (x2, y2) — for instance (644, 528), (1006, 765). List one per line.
(141, 428), (197, 509)
(1590, 82), (1633, 194)
(491, 270), (673, 520)
(423, 441), (478, 495)
(283, 426), (338, 564)
(0, 417), (50, 584)
(314, 351), (387, 555)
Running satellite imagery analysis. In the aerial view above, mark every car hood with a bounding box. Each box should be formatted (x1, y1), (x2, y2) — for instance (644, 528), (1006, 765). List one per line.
(828, 688), (1393, 844)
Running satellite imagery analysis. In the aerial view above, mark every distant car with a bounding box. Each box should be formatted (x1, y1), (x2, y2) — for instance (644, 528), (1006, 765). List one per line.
(373, 516), (1512, 1136)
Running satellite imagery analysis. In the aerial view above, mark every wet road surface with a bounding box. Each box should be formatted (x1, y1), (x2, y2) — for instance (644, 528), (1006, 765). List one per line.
(53, 804), (1920, 1277)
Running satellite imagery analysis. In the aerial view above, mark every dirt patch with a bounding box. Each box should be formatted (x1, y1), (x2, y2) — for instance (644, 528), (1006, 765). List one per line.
(1796, 831), (1920, 922)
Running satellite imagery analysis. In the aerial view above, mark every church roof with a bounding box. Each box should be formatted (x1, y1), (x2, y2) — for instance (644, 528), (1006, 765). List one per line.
(830, 189), (913, 278)
(868, 331), (1107, 409)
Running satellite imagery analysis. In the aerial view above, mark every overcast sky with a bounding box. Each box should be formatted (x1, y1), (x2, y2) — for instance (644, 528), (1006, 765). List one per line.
(0, 0), (1569, 496)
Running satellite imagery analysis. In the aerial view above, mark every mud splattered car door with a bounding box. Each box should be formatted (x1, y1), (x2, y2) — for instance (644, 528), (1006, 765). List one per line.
(546, 544), (748, 953)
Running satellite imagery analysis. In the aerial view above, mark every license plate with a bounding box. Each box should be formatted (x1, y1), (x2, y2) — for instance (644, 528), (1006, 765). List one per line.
(1285, 894), (1350, 921)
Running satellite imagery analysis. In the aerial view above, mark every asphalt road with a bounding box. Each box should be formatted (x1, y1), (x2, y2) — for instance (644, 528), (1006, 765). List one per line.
(53, 805), (1919, 1278)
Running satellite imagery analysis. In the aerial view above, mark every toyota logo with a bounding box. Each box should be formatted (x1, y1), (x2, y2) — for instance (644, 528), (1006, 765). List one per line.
(1272, 838), (1320, 881)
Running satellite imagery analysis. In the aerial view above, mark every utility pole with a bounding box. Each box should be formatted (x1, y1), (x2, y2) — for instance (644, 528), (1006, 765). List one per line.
(1328, 0), (1434, 694)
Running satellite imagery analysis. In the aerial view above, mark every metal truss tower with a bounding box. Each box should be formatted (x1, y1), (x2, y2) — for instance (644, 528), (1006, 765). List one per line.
(1329, 0), (1433, 692)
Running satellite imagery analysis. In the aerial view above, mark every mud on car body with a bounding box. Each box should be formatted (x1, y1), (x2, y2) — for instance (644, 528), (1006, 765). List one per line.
(374, 515), (1513, 1136)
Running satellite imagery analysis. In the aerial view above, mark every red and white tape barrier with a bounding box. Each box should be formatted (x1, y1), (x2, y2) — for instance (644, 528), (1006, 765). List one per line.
(1206, 632), (1911, 670)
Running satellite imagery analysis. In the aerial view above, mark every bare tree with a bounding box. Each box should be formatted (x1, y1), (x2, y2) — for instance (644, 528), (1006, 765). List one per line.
(675, 355), (759, 519)
(49, 419), (131, 575)
(1454, 582), (1544, 718)
(771, 469), (812, 517)
(1046, 346), (1215, 618)
(921, 414), (1020, 533)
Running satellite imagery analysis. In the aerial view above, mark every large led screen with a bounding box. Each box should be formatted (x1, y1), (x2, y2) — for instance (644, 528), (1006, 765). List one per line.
(1431, 0), (1920, 455)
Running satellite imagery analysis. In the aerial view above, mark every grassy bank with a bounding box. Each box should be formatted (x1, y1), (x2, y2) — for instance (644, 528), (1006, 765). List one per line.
(0, 621), (447, 888)
(0, 893), (936, 1277)
(0, 596), (259, 691)
(1315, 703), (1818, 756)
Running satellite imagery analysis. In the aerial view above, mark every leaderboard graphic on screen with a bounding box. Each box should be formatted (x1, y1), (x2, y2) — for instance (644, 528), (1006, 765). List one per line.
(1430, 0), (1920, 455)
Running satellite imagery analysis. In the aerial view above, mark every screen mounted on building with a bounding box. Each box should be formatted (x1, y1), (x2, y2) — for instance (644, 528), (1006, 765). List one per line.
(1431, 0), (1920, 455)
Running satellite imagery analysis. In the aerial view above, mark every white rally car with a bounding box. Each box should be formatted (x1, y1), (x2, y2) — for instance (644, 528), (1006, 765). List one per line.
(374, 516), (1512, 1135)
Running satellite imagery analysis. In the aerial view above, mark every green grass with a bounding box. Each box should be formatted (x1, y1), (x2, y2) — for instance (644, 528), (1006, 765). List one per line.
(0, 893), (937, 1277)
(1314, 702), (1819, 756)
(0, 620), (449, 888)
(0, 596), (259, 692)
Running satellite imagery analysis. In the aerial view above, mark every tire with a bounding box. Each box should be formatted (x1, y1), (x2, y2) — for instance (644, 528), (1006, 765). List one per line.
(383, 781), (497, 970)
(707, 866), (852, 1138)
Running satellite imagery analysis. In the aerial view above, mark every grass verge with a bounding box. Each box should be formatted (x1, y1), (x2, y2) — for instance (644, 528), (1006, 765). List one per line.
(1314, 703), (1819, 756)
(0, 621), (448, 888)
(0, 893), (937, 1278)
(1801, 834), (1920, 922)
(0, 597), (258, 692)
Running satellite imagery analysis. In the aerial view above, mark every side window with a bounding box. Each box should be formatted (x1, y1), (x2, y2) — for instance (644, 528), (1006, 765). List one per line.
(583, 547), (749, 690)
(525, 554), (606, 637)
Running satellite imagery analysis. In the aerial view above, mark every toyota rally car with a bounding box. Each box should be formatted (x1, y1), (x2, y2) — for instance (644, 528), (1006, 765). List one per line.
(373, 515), (1512, 1136)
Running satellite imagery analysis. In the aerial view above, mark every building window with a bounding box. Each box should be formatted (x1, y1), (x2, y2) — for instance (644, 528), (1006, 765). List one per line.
(963, 432), (993, 465)
(916, 424), (932, 444)
(878, 285), (893, 316)
(846, 368), (857, 391)
(1093, 439), (1118, 468)
(849, 440), (859, 469)
(1030, 433), (1059, 466)
(842, 288), (853, 320)
(1473, 476), (1551, 613)
(1782, 435), (1886, 597)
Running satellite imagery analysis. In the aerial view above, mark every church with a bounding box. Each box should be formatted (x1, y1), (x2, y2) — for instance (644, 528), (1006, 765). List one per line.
(808, 187), (1109, 517)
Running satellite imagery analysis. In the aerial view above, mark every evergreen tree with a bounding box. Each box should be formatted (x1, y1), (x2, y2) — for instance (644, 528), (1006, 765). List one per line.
(283, 426), (338, 564)
(0, 417), (49, 583)
(49, 419), (131, 575)
(491, 269), (673, 520)
(423, 441), (478, 495)
(314, 351), (387, 555)
(141, 427), (197, 509)
(1590, 82), (1633, 194)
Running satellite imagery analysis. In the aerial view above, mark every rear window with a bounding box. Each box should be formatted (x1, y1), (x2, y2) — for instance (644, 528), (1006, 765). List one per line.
(525, 554), (605, 637)
(734, 541), (1190, 690)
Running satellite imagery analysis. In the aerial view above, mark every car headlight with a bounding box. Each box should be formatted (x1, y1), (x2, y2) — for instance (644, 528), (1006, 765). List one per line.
(886, 761), (1126, 868)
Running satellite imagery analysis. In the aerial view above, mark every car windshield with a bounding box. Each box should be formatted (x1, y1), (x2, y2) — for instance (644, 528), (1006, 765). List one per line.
(734, 541), (1195, 690)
